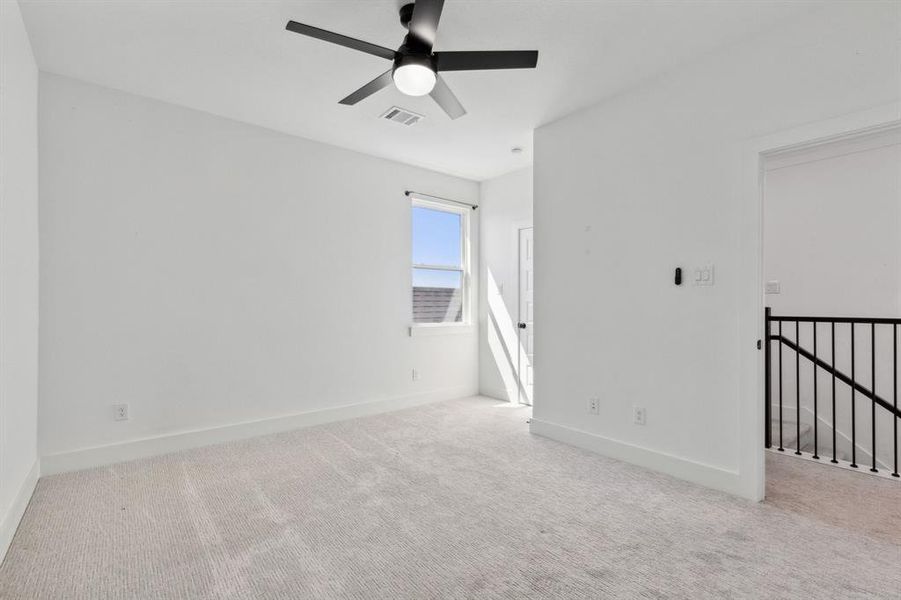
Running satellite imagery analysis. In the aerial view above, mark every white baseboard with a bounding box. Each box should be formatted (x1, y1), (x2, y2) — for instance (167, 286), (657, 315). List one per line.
(529, 418), (754, 500)
(0, 459), (40, 565)
(478, 386), (511, 402)
(41, 386), (475, 476)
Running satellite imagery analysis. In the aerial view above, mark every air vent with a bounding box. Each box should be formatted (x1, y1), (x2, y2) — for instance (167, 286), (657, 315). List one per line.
(380, 106), (424, 126)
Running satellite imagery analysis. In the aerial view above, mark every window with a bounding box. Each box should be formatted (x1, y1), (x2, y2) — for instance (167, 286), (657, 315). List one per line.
(411, 198), (469, 325)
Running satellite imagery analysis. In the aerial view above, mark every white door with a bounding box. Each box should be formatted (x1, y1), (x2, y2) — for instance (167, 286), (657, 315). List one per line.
(518, 227), (534, 405)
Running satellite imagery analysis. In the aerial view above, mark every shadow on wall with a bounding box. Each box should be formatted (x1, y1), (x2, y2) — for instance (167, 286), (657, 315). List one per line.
(486, 268), (532, 404)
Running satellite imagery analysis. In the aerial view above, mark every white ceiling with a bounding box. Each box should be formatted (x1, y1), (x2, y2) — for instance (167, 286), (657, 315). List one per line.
(19, 0), (819, 181)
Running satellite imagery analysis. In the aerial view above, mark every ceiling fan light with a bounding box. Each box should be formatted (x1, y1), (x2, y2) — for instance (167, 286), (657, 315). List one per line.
(392, 62), (436, 96)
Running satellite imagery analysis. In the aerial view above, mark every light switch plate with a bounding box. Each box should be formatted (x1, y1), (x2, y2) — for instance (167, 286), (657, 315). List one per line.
(694, 265), (715, 287)
(765, 280), (781, 294)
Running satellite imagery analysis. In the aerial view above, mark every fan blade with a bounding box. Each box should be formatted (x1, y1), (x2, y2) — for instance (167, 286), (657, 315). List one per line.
(435, 50), (538, 71)
(409, 0), (444, 46)
(339, 70), (394, 105)
(429, 76), (466, 120)
(286, 21), (396, 61)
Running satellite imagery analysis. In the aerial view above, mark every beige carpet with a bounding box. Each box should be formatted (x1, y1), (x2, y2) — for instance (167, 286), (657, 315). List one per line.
(1, 397), (899, 599)
(765, 450), (901, 546)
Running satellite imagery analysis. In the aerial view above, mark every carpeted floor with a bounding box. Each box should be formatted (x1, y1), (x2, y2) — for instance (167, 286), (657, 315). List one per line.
(1, 396), (899, 599)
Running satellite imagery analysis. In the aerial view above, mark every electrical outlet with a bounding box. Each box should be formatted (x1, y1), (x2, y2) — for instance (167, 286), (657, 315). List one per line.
(587, 397), (600, 415)
(113, 403), (129, 421)
(633, 406), (646, 426)
(412, 368), (420, 382)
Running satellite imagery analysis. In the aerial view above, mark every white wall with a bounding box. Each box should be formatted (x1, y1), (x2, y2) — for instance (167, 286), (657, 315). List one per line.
(764, 132), (901, 467)
(764, 133), (901, 317)
(531, 2), (900, 498)
(38, 74), (479, 467)
(478, 168), (532, 401)
(0, 0), (40, 561)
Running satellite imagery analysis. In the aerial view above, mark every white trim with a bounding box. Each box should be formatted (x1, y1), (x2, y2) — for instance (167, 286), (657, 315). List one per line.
(409, 323), (475, 337)
(478, 386), (511, 402)
(41, 386), (474, 476)
(764, 126), (900, 172)
(411, 196), (473, 326)
(739, 102), (901, 502)
(0, 459), (39, 566)
(411, 264), (464, 273)
(530, 419), (746, 497)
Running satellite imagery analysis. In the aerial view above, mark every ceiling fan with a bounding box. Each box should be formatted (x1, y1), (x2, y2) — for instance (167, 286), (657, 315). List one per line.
(285, 0), (538, 119)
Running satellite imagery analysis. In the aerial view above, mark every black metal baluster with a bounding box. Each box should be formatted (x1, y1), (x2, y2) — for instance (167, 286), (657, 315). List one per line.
(765, 308), (772, 449)
(851, 323), (858, 468)
(832, 321), (837, 464)
(894, 323), (899, 478)
(795, 321), (801, 456)
(778, 320), (784, 451)
(871, 323), (877, 473)
(812, 322), (819, 459)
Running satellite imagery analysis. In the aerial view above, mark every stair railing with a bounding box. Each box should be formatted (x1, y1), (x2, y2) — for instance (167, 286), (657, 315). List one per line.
(765, 307), (900, 477)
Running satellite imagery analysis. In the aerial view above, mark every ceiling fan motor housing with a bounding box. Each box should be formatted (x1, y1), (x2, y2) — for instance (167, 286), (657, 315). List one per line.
(399, 3), (416, 30)
(395, 33), (436, 72)
(397, 3), (436, 72)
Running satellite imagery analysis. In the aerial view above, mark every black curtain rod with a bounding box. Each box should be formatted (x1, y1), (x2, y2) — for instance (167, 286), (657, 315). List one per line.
(404, 190), (478, 210)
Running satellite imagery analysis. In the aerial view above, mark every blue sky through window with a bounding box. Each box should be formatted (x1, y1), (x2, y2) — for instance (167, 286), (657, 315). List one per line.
(412, 206), (462, 289)
(412, 207), (461, 266)
(413, 268), (461, 288)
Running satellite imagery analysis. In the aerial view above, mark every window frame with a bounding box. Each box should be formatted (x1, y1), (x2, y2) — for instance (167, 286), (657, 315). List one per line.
(410, 196), (472, 329)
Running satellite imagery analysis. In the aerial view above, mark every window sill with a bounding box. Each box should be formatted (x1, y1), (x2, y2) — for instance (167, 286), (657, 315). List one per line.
(408, 324), (475, 337)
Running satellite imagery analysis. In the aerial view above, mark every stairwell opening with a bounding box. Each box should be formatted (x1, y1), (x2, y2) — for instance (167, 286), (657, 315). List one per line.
(761, 125), (901, 482)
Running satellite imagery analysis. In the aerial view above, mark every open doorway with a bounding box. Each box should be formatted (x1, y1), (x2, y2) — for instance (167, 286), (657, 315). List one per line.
(756, 117), (900, 525)
(739, 105), (900, 501)
(479, 167), (534, 407)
